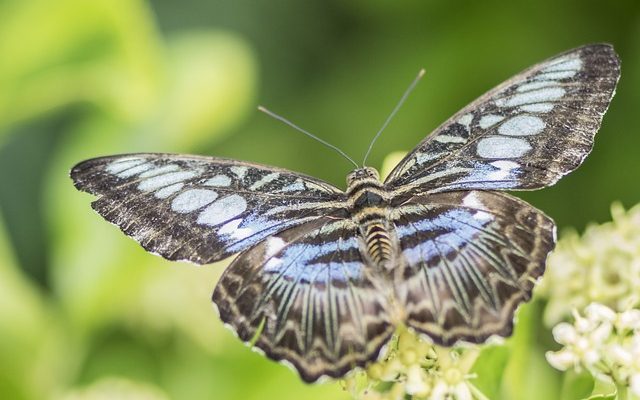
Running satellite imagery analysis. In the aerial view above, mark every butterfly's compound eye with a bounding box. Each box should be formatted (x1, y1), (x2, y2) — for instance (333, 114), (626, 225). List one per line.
(345, 170), (360, 187)
(364, 167), (380, 180)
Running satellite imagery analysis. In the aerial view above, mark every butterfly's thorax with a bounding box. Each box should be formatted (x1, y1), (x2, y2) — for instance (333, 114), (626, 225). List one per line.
(346, 167), (396, 269)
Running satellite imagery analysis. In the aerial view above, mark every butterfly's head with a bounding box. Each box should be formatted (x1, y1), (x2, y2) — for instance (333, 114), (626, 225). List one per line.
(346, 167), (380, 188)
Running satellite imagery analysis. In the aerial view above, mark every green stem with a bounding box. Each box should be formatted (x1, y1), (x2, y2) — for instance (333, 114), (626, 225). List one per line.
(618, 384), (628, 400)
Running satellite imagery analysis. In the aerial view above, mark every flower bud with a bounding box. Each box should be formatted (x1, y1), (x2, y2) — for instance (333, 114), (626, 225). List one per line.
(546, 349), (577, 370)
(552, 323), (578, 344)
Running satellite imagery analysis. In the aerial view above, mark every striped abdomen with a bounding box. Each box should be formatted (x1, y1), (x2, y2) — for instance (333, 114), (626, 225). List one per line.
(361, 218), (393, 265)
(346, 167), (395, 267)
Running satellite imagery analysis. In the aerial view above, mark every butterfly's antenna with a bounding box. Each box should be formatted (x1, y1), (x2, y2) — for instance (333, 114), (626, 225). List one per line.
(258, 106), (359, 169)
(362, 68), (426, 167)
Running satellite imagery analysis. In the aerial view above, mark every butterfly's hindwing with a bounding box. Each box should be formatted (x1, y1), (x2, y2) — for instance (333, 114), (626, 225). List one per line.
(391, 190), (555, 344)
(71, 154), (347, 264)
(386, 44), (620, 193)
(213, 217), (396, 382)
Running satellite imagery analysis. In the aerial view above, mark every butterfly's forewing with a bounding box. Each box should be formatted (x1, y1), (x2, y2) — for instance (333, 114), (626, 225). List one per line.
(71, 154), (347, 264)
(391, 190), (555, 344)
(386, 44), (620, 193)
(213, 217), (395, 382)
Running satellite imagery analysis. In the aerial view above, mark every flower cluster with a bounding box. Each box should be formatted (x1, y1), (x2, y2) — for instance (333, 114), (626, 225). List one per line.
(546, 303), (640, 396)
(342, 328), (487, 400)
(539, 203), (640, 325)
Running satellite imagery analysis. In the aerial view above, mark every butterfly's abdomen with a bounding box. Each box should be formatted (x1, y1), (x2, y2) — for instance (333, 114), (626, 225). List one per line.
(362, 219), (393, 265)
(347, 167), (395, 267)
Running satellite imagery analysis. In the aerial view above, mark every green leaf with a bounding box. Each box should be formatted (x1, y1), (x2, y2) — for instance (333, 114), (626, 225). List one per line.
(560, 370), (595, 400)
(471, 345), (510, 398)
(501, 301), (563, 400)
(587, 380), (618, 400)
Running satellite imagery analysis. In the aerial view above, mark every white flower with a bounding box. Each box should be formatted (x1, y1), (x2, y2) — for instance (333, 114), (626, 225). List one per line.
(547, 303), (640, 396)
(453, 382), (474, 400)
(540, 203), (640, 325)
(626, 350), (640, 398)
(630, 373), (640, 397)
(431, 379), (473, 400)
(405, 365), (430, 397)
(542, 204), (640, 395)
(428, 347), (478, 400)
(344, 328), (486, 400)
(585, 303), (617, 323)
(609, 344), (632, 366)
(548, 309), (613, 370)
(552, 322), (578, 345)
(546, 349), (579, 370)
(617, 309), (640, 331)
(590, 320), (614, 347)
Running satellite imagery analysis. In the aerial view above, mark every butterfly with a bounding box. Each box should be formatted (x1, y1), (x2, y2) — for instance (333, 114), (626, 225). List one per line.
(71, 44), (620, 383)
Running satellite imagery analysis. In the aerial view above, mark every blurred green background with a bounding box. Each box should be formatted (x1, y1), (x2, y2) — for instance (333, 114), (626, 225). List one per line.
(0, 1), (639, 399)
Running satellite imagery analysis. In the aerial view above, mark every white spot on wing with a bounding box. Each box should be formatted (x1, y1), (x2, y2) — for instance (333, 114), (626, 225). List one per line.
(230, 227), (254, 241)
(328, 221), (351, 235)
(394, 156), (416, 177)
(250, 172), (279, 190)
(434, 135), (466, 144)
(218, 218), (254, 240)
(171, 189), (218, 213)
(496, 87), (565, 107)
(477, 136), (532, 158)
(204, 175), (232, 187)
(138, 170), (201, 191)
(198, 195), (247, 226)
(218, 218), (240, 234)
(488, 160), (519, 180)
(264, 257), (282, 271)
(535, 70), (578, 80)
(265, 237), (286, 257)
(139, 164), (181, 178)
(303, 181), (328, 192)
(542, 58), (582, 73)
(498, 115), (545, 136)
(542, 57), (582, 72)
(416, 152), (439, 165)
(280, 179), (305, 192)
(478, 115), (505, 129)
(154, 183), (184, 198)
(116, 163), (152, 178)
(516, 80), (557, 92)
(462, 192), (483, 208)
(412, 166), (470, 186)
(491, 160), (520, 170)
(520, 103), (554, 113)
(458, 113), (473, 128)
(230, 166), (248, 179)
(264, 200), (330, 216)
(106, 158), (145, 174)
(473, 211), (493, 222)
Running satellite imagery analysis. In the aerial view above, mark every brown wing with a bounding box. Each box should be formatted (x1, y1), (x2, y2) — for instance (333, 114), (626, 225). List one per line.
(71, 153), (347, 264)
(213, 217), (396, 382)
(386, 44), (620, 194)
(391, 190), (555, 344)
